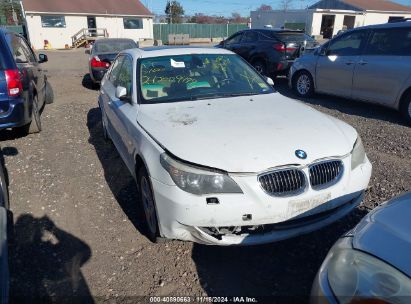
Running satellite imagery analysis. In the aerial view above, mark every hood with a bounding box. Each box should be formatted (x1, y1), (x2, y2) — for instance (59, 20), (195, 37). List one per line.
(353, 192), (411, 277)
(137, 93), (357, 172)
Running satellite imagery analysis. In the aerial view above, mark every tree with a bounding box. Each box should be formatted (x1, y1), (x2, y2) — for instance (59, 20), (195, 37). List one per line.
(257, 4), (273, 11)
(0, 0), (24, 25)
(165, 1), (185, 24)
(280, 0), (294, 11)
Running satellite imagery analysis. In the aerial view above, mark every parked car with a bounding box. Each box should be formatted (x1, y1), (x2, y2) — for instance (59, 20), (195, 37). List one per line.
(0, 29), (52, 134)
(312, 192), (411, 304)
(88, 38), (138, 86)
(0, 149), (10, 304)
(98, 47), (372, 245)
(218, 29), (319, 77)
(290, 21), (411, 124)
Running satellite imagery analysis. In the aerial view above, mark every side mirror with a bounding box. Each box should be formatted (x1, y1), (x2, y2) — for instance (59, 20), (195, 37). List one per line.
(266, 77), (274, 86)
(38, 53), (48, 63)
(115, 86), (129, 101)
(319, 47), (328, 56)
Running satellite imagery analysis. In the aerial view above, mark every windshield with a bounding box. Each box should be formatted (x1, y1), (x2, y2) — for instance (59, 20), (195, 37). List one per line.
(139, 54), (274, 103)
(94, 41), (137, 53)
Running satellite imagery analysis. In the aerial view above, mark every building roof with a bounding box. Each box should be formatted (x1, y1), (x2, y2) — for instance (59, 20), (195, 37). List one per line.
(309, 0), (411, 12)
(22, 0), (153, 17)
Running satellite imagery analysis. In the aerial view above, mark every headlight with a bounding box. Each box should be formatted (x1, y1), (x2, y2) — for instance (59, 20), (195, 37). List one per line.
(160, 153), (243, 195)
(328, 248), (411, 304)
(351, 136), (366, 170)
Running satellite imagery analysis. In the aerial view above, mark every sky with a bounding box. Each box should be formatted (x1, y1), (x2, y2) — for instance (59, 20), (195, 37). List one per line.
(143, 0), (411, 17)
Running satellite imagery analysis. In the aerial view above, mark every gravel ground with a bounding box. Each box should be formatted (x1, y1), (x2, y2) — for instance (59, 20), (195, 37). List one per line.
(1, 49), (410, 303)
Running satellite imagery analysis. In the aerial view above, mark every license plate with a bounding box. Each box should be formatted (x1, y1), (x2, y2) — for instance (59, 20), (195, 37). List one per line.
(287, 193), (332, 218)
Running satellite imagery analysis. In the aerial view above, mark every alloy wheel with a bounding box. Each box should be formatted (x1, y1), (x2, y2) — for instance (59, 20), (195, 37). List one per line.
(297, 74), (311, 96)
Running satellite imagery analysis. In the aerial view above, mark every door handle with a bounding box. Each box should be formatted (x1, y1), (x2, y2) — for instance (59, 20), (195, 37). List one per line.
(345, 61), (354, 65)
(358, 61), (368, 65)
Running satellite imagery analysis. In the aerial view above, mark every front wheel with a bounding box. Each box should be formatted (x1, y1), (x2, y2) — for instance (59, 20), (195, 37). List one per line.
(252, 60), (267, 76)
(293, 71), (315, 97)
(400, 93), (411, 125)
(137, 167), (160, 243)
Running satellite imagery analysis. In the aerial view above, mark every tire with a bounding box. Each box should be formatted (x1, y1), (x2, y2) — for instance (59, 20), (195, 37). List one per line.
(100, 107), (110, 141)
(45, 81), (54, 104)
(400, 92), (411, 125)
(252, 60), (267, 76)
(0, 163), (9, 210)
(137, 167), (160, 243)
(16, 95), (42, 135)
(293, 70), (315, 98)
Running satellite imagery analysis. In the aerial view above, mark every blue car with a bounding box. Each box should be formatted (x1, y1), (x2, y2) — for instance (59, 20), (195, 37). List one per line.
(312, 192), (411, 303)
(0, 29), (53, 134)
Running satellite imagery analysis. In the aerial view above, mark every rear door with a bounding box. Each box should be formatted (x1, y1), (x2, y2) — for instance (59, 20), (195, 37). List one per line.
(7, 34), (46, 106)
(316, 30), (367, 98)
(352, 27), (411, 107)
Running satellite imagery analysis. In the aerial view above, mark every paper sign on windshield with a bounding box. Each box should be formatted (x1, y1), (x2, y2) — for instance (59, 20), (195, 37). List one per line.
(171, 59), (185, 68)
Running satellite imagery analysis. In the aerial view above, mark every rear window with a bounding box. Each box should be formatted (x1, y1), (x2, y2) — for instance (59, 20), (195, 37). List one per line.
(94, 41), (137, 53)
(263, 31), (314, 42)
(365, 27), (411, 56)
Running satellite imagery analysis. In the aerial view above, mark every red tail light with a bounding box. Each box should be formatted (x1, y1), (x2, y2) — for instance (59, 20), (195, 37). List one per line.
(91, 56), (110, 68)
(5, 69), (22, 97)
(273, 43), (297, 52)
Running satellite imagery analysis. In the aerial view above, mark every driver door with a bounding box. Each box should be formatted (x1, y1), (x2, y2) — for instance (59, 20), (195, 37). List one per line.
(316, 30), (367, 98)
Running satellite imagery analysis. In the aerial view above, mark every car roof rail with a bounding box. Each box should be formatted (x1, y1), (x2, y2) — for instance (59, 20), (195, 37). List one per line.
(388, 18), (411, 23)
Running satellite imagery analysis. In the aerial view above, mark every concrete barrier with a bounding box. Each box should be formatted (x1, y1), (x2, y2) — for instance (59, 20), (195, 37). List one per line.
(189, 38), (212, 44)
(138, 39), (155, 47)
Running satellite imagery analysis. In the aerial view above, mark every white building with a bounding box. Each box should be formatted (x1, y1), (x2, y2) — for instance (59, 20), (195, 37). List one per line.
(251, 0), (411, 39)
(22, 0), (154, 49)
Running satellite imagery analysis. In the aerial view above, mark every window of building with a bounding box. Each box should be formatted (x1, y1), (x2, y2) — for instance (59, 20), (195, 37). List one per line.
(41, 15), (66, 28)
(123, 18), (143, 29)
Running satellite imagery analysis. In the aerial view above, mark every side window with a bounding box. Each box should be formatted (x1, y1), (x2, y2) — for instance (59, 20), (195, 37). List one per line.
(19, 37), (37, 63)
(226, 33), (242, 45)
(327, 30), (367, 56)
(242, 31), (259, 43)
(365, 28), (411, 56)
(108, 56), (124, 86)
(116, 56), (133, 97)
(8, 35), (29, 63)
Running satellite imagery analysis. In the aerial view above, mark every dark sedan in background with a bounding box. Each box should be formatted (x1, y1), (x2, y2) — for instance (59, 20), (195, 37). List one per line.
(88, 38), (138, 86)
(218, 29), (318, 77)
(312, 192), (411, 304)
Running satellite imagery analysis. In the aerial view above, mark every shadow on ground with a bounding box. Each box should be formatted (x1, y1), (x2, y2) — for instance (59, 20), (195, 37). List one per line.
(82, 74), (100, 91)
(86, 107), (148, 240)
(192, 208), (367, 303)
(10, 214), (94, 303)
(275, 77), (407, 126)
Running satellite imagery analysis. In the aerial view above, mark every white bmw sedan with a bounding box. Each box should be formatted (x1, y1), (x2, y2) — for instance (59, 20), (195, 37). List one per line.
(98, 47), (372, 245)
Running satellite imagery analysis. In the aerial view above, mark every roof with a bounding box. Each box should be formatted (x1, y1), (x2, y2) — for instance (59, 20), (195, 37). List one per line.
(309, 0), (411, 12)
(124, 47), (233, 59)
(22, 0), (153, 16)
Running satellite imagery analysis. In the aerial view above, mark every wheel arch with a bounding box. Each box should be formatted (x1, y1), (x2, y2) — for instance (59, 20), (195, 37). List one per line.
(398, 86), (411, 111)
(292, 69), (316, 90)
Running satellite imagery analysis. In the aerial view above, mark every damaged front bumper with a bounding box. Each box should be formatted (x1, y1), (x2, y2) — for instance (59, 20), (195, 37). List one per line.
(151, 156), (372, 245)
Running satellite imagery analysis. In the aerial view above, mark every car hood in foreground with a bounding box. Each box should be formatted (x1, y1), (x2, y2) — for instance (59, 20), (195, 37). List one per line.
(353, 192), (411, 277)
(137, 93), (357, 172)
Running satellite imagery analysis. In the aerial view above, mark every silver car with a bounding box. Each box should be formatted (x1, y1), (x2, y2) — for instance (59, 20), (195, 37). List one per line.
(289, 22), (411, 124)
(311, 192), (411, 303)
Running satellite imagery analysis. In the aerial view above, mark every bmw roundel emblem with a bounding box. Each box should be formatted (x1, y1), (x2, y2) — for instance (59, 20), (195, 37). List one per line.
(295, 150), (307, 160)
